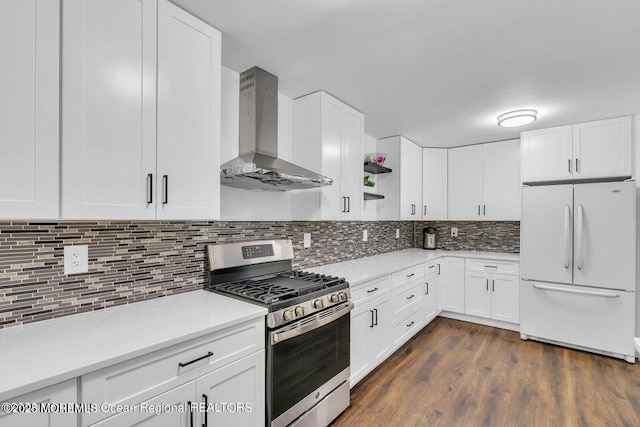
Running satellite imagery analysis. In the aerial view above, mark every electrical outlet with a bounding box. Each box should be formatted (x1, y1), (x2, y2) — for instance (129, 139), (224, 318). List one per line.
(64, 245), (88, 275)
(451, 227), (458, 237)
(395, 229), (400, 239)
(363, 230), (368, 242)
(303, 233), (312, 248)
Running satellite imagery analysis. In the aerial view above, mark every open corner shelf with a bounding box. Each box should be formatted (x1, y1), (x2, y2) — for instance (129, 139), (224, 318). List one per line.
(364, 162), (392, 174)
(363, 192), (385, 201)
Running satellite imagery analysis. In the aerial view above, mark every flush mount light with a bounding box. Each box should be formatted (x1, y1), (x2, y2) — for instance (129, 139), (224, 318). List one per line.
(497, 109), (537, 127)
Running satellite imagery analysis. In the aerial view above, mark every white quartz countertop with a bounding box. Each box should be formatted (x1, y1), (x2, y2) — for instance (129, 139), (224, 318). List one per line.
(0, 290), (266, 401)
(307, 249), (519, 286)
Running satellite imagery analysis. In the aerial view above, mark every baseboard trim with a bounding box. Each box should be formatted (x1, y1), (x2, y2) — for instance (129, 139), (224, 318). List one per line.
(438, 311), (520, 332)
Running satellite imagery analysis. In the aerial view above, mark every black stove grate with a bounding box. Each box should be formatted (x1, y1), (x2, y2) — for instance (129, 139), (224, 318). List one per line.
(213, 270), (346, 305)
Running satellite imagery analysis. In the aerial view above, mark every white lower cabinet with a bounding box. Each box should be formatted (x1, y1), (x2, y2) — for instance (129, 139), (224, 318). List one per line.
(423, 273), (437, 323)
(439, 257), (465, 313)
(0, 380), (77, 427)
(350, 294), (391, 387)
(464, 261), (519, 324)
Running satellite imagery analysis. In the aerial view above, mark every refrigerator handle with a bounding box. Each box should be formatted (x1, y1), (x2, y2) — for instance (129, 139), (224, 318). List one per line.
(564, 204), (571, 269)
(576, 204), (584, 270)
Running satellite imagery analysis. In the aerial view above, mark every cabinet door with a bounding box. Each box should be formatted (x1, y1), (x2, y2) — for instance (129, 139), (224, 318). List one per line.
(0, 380), (77, 427)
(422, 148), (448, 220)
(91, 382), (194, 427)
(0, 0), (59, 219)
(481, 139), (521, 220)
(62, 0), (157, 219)
(320, 96), (345, 220)
(370, 296), (391, 365)
(440, 257), (465, 313)
(490, 274), (519, 323)
(341, 107), (363, 220)
(423, 276), (437, 323)
(521, 125), (573, 183)
(195, 350), (265, 427)
(464, 271), (491, 318)
(448, 145), (482, 220)
(573, 117), (633, 180)
(400, 140), (414, 220)
(156, 0), (221, 220)
(410, 143), (423, 220)
(350, 307), (372, 386)
(435, 264), (445, 313)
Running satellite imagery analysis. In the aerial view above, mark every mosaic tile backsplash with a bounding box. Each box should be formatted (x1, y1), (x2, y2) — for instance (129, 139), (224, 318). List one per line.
(0, 221), (414, 328)
(414, 221), (520, 253)
(0, 220), (519, 329)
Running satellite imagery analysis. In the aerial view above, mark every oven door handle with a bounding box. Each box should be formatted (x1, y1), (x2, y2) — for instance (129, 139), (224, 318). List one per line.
(270, 302), (354, 345)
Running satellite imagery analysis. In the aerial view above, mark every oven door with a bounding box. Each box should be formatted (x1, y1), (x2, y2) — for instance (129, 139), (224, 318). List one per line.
(267, 301), (352, 426)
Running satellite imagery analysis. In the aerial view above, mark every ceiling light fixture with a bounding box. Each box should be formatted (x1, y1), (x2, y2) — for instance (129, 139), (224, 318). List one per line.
(497, 109), (537, 127)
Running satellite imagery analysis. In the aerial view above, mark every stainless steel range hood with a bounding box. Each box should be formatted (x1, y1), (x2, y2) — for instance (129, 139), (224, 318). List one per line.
(220, 67), (333, 191)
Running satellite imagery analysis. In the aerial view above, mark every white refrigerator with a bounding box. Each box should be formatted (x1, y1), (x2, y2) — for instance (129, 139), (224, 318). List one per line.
(520, 180), (637, 362)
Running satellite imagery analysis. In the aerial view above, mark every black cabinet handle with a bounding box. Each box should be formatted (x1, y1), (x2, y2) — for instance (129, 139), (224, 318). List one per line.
(366, 287), (379, 293)
(568, 159), (572, 173)
(374, 308), (378, 326)
(486, 279), (489, 291)
(437, 264), (441, 275)
(492, 279), (495, 292)
(575, 158), (580, 173)
(478, 204), (481, 216)
(178, 351), (213, 368)
(407, 321), (415, 327)
(188, 401), (193, 427)
(425, 282), (429, 295)
(406, 273), (415, 278)
(406, 294), (415, 300)
(424, 205), (426, 216)
(370, 310), (374, 328)
(342, 197), (346, 213)
(162, 175), (168, 205)
(347, 196), (351, 213)
(202, 394), (208, 427)
(147, 173), (153, 204)
(483, 204), (486, 216)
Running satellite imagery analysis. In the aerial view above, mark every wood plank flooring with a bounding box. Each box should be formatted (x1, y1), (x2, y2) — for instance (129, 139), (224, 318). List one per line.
(332, 317), (640, 427)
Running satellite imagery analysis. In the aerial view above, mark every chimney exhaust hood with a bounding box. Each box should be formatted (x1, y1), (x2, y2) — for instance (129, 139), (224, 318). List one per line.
(220, 67), (333, 191)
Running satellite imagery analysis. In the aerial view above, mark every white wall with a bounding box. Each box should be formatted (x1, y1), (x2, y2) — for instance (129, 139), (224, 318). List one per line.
(220, 66), (293, 221)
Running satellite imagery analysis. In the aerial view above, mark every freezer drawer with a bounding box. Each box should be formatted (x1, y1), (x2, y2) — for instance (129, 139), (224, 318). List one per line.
(521, 280), (635, 358)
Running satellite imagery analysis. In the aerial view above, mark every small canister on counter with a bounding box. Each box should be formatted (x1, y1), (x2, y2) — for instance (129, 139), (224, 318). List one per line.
(423, 227), (437, 250)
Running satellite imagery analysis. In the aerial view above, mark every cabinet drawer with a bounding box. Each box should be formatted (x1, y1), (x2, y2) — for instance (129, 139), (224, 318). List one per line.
(392, 306), (423, 347)
(424, 260), (438, 278)
(81, 317), (264, 426)
(392, 265), (424, 288)
(351, 276), (391, 306)
(466, 259), (519, 276)
(391, 281), (423, 318)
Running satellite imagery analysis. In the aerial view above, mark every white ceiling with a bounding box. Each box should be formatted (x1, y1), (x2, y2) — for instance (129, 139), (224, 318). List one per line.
(174, 0), (640, 147)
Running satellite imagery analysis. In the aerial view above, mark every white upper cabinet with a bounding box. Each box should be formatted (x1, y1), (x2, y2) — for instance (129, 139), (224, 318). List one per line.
(62, 0), (221, 220)
(376, 136), (422, 220)
(521, 116), (633, 183)
(572, 117), (632, 180)
(448, 140), (520, 221)
(0, 0), (59, 219)
(422, 148), (448, 220)
(447, 145), (482, 220)
(292, 92), (364, 220)
(156, 0), (221, 220)
(481, 139), (521, 220)
(521, 125), (573, 183)
(62, 0), (158, 220)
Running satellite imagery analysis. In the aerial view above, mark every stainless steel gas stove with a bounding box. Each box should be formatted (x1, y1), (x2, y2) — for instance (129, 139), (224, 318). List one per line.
(206, 240), (352, 427)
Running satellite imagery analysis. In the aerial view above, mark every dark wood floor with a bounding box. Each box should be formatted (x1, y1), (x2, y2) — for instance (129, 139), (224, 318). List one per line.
(332, 317), (640, 427)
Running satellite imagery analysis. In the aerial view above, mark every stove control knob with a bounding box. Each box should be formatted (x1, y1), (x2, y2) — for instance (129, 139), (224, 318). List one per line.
(295, 306), (305, 317)
(313, 299), (324, 309)
(339, 292), (347, 301)
(283, 310), (294, 321)
(330, 294), (340, 303)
